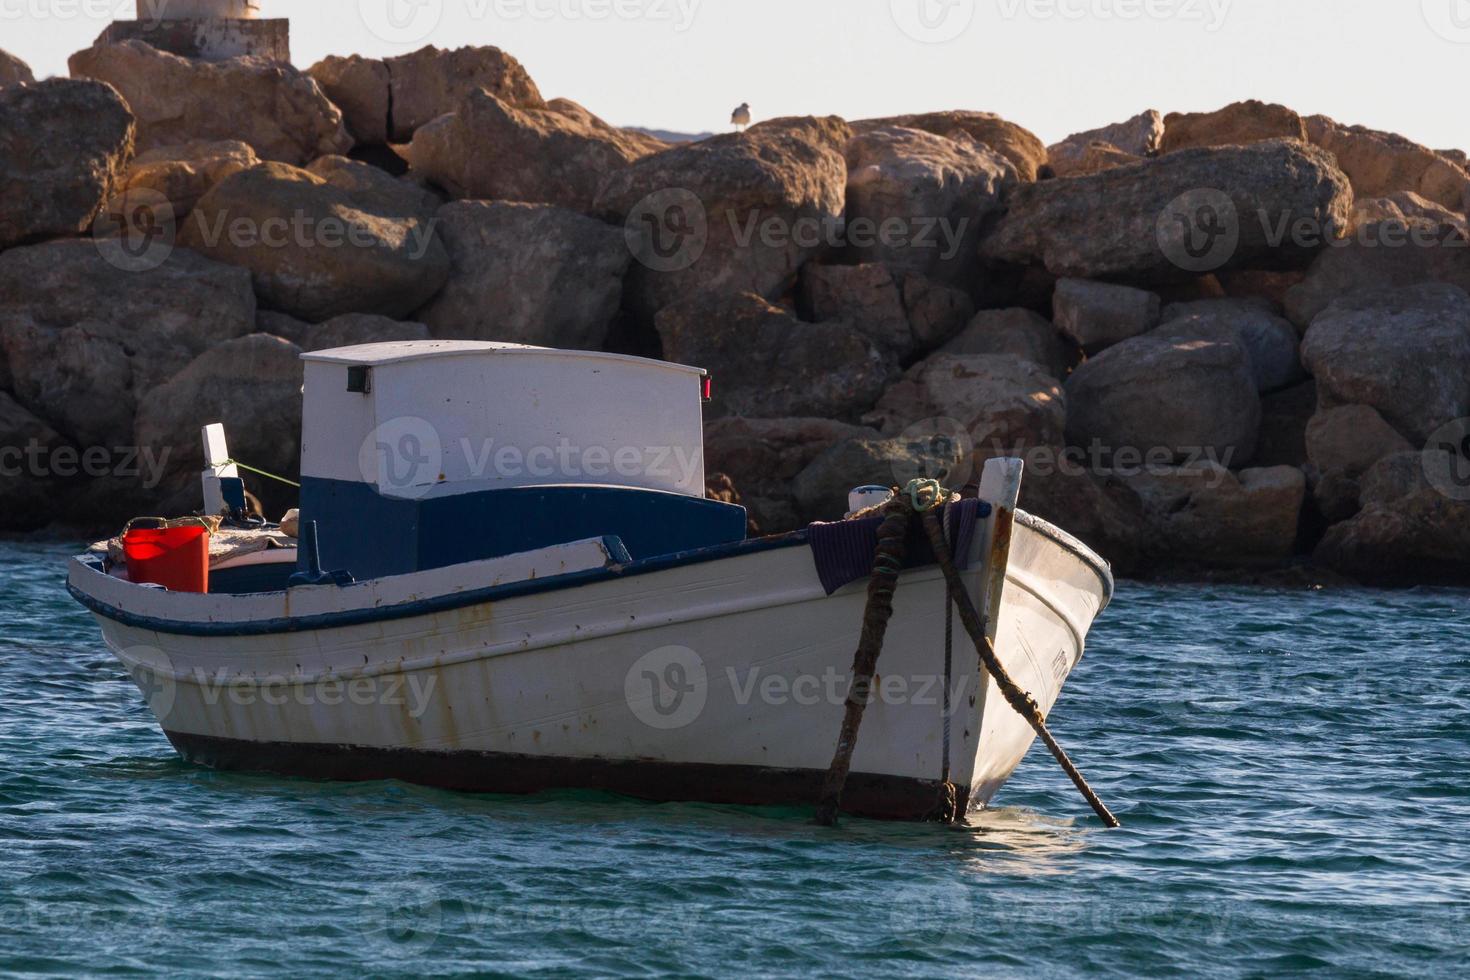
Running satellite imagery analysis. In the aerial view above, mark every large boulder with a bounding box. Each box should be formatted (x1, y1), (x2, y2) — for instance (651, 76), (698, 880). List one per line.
(900, 274), (975, 350)
(1306, 405), (1414, 478)
(133, 334), (305, 517)
(1064, 324), (1261, 466)
(940, 308), (1075, 379)
(842, 126), (1013, 280)
(1047, 110), (1162, 175)
(68, 41), (350, 165)
(793, 435), (970, 523)
(1284, 218), (1470, 328)
(1299, 284), (1470, 444)
(596, 117), (851, 320)
(1122, 462), (1306, 564)
(0, 241), (256, 447)
(863, 353), (1066, 456)
(0, 392), (72, 532)
(1158, 298), (1303, 392)
(0, 79), (134, 250)
(655, 291), (890, 421)
(119, 140), (259, 220)
(1052, 278), (1161, 354)
(1314, 455), (1470, 584)
(181, 160), (449, 321)
(1160, 101), (1307, 153)
(404, 89), (659, 214)
(386, 45), (544, 142)
(1351, 191), (1468, 239)
(293, 313), (431, 352)
(704, 416), (879, 532)
(981, 140), (1352, 283)
(414, 200), (628, 351)
(800, 263), (911, 357)
(1306, 116), (1470, 212)
(856, 111), (1044, 181)
(304, 54), (391, 145)
(1014, 459), (1147, 575)
(1, 48), (34, 87)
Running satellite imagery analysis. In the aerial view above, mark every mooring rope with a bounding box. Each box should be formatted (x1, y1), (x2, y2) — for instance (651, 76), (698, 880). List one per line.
(813, 480), (946, 827)
(813, 479), (1118, 829)
(223, 459), (302, 489)
(918, 508), (1122, 829)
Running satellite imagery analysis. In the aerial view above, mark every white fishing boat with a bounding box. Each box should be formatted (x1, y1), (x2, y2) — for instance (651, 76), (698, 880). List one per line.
(68, 341), (1113, 821)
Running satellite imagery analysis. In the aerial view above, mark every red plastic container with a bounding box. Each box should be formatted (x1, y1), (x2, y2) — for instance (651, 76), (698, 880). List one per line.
(124, 525), (210, 593)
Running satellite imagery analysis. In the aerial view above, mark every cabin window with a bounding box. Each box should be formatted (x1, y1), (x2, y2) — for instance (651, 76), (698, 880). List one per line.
(346, 366), (372, 394)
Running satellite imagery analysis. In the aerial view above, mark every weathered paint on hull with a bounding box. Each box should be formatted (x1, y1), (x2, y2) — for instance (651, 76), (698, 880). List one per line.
(76, 512), (1111, 821)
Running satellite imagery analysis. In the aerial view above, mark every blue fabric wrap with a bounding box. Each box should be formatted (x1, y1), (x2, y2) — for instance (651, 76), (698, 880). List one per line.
(806, 499), (990, 596)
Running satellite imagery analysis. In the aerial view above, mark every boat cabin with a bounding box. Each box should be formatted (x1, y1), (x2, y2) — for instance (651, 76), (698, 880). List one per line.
(296, 342), (747, 582)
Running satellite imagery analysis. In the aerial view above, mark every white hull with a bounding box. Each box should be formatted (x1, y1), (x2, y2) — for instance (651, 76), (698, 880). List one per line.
(71, 511), (1111, 820)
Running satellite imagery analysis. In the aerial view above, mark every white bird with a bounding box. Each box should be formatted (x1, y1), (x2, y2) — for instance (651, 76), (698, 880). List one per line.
(731, 103), (751, 131)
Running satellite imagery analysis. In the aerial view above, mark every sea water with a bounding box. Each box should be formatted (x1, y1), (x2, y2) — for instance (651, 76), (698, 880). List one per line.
(2, 541), (1467, 977)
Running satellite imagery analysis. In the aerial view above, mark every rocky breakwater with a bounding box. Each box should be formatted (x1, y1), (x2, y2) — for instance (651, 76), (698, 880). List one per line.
(0, 45), (1466, 585)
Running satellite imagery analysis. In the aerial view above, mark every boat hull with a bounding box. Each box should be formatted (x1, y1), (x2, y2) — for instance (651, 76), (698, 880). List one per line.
(72, 512), (1111, 820)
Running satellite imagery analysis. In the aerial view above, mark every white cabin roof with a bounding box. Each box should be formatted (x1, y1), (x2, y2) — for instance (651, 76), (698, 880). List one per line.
(301, 340), (706, 376)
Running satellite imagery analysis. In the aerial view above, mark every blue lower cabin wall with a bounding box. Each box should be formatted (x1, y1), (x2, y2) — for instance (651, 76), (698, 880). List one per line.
(299, 479), (748, 582)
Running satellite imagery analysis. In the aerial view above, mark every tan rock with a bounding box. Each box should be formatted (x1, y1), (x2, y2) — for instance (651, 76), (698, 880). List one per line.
(982, 141), (1352, 282)
(1047, 110), (1162, 174)
(181, 160), (449, 322)
(0, 79), (134, 250)
(1284, 218), (1470, 329)
(856, 111), (1044, 180)
(133, 334), (305, 517)
(843, 125), (1013, 279)
(296, 313), (431, 352)
(941, 308), (1075, 379)
(1047, 142), (1143, 178)
(1351, 191), (1468, 239)
(1307, 115), (1470, 212)
(863, 353), (1066, 458)
(1064, 325), (1261, 466)
(596, 117), (851, 320)
(1053, 278), (1161, 354)
(414, 200), (629, 351)
(306, 54), (390, 145)
(120, 140), (259, 220)
(655, 291), (890, 421)
(386, 44), (544, 142)
(0, 240), (256, 446)
(0, 47), (34, 87)
(1299, 284), (1470, 444)
(1158, 299), (1303, 392)
(705, 416), (879, 531)
(404, 89), (659, 213)
(800, 263), (911, 356)
(1161, 100), (1306, 153)
(900, 273), (974, 351)
(1305, 405), (1413, 478)
(1122, 462), (1306, 564)
(1315, 468), (1470, 584)
(68, 40), (350, 165)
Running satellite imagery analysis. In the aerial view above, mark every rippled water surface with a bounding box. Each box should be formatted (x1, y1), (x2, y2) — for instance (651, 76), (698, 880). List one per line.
(3, 540), (1468, 977)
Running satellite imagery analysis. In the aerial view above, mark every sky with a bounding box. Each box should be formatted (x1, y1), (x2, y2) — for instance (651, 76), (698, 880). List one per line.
(3, 0), (1467, 150)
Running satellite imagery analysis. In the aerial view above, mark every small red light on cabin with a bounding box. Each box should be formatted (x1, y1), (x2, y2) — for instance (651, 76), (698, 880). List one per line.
(701, 376), (713, 402)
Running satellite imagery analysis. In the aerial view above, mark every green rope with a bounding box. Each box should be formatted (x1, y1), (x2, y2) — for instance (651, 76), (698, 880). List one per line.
(224, 459), (301, 489)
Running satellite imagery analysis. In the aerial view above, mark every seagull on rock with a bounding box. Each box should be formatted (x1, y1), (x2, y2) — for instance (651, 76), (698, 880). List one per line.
(731, 103), (751, 131)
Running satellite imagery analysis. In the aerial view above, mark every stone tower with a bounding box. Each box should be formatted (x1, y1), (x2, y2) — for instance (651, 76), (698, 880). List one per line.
(97, 0), (290, 63)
